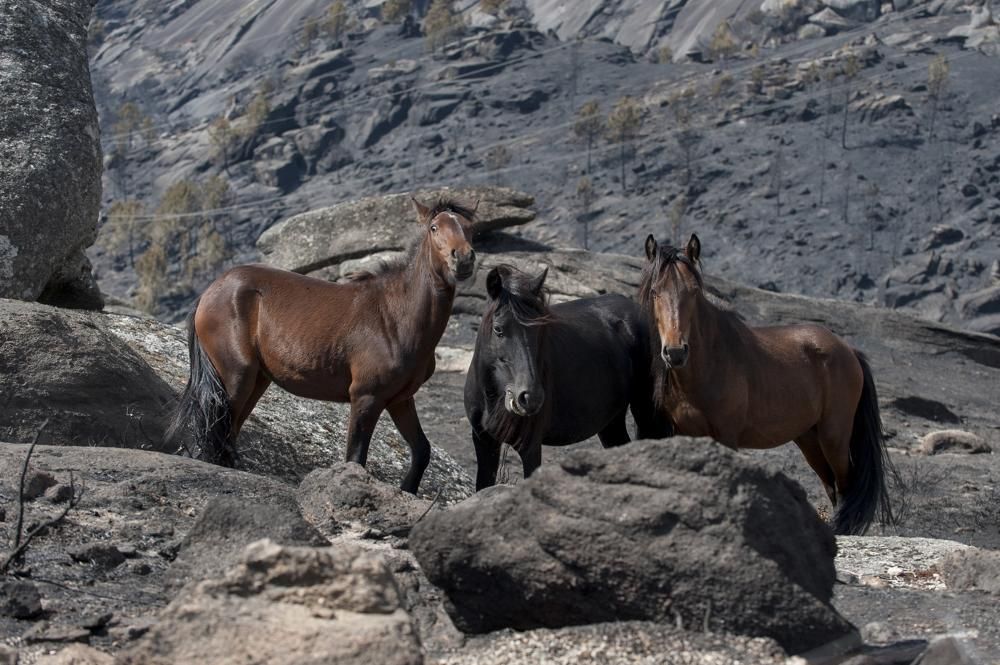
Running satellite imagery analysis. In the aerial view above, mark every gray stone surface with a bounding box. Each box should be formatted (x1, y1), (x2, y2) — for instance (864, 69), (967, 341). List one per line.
(0, 0), (103, 308)
(411, 438), (856, 654)
(257, 186), (535, 274)
(121, 539), (423, 665)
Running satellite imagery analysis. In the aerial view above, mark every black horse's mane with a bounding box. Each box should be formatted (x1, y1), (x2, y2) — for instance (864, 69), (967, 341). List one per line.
(477, 265), (552, 451)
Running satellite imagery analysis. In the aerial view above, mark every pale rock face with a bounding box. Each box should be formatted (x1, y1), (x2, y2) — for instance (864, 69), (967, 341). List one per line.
(0, 0), (103, 308)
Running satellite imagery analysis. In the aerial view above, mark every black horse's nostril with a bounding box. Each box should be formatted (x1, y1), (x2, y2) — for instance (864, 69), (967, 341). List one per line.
(517, 391), (530, 407)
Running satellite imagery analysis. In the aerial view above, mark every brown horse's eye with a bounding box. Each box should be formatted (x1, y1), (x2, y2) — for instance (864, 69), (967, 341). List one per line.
(650, 289), (658, 299)
(431, 224), (438, 233)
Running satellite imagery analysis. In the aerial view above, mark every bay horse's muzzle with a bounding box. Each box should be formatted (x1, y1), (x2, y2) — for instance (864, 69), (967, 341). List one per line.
(451, 249), (477, 281)
(662, 344), (689, 369)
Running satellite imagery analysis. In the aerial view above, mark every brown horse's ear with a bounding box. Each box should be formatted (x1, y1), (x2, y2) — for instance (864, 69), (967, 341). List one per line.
(472, 199), (480, 215)
(686, 234), (701, 263)
(645, 234), (658, 262)
(486, 267), (504, 301)
(412, 197), (432, 223)
(530, 267), (548, 295)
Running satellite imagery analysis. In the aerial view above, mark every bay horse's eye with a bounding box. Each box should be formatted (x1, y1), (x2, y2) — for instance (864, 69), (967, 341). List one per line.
(493, 325), (503, 337)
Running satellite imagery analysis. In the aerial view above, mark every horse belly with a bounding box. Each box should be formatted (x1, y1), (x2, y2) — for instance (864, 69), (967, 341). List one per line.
(270, 363), (353, 402)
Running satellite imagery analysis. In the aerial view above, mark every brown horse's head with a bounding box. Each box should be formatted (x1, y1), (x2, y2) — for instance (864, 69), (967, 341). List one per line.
(412, 197), (477, 283)
(641, 233), (702, 369)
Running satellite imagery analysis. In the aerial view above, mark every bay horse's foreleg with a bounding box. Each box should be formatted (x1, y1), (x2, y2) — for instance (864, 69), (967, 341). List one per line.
(345, 393), (385, 468)
(472, 427), (501, 491)
(387, 397), (431, 494)
(597, 410), (631, 448)
(794, 431), (838, 506)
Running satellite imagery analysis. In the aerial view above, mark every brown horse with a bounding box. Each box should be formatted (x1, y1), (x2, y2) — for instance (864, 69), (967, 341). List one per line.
(167, 198), (478, 494)
(639, 234), (897, 535)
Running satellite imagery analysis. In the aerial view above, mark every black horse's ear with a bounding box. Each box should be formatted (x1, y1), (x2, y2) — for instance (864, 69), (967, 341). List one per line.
(645, 234), (658, 262)
(412, 197), (432, 223)
(686, 233), (701, 263)
(530, 267), (548, 295)
(486, 267), (504, 300)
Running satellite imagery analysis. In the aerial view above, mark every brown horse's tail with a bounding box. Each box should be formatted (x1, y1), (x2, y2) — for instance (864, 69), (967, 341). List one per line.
(834, 351), (899, 535)
(165, 303), (237, 466)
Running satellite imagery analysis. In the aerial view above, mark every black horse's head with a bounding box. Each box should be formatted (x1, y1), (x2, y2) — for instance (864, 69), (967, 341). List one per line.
(479, 265), (550, 417)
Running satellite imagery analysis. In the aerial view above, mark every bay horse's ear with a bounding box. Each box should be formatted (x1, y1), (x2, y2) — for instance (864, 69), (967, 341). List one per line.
(530, 267), (548, 295)
(686, 233), (701, 263)
(486, 267), (504, 301)
(644, 234), (658, 262)
(412, 197), (432, 223)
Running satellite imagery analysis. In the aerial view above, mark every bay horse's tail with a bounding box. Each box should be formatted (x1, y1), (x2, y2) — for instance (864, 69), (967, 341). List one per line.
(834, 351), (899, 535)
(165, 303), (236, 466)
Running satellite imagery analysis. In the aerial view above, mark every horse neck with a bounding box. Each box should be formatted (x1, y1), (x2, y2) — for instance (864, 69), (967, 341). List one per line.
(670, 293), (737, 395)
(396, 238), (456, 340)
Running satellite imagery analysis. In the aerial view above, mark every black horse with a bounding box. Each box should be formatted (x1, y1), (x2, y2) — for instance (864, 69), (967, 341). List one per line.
(464, 265), (672, 490)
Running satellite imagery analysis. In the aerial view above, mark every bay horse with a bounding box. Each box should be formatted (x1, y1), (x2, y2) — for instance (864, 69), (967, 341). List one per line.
(639, 234), (898, 535)
(167, 198), (478, 494)
(465, 265), (672, 490)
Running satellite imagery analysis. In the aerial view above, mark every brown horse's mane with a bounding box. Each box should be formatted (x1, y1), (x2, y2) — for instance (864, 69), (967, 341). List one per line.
(341, 198), (477, 283)
(479, 265), (552, 451)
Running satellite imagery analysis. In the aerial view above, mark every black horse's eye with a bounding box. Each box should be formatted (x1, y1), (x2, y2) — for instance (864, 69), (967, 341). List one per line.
(493, 325), (503, 337)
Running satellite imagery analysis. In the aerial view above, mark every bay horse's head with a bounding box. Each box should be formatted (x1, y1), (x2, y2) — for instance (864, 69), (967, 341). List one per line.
(481, 265), (550, 417)
(640, 234), (702, 369)
(412, 197), (477, 283)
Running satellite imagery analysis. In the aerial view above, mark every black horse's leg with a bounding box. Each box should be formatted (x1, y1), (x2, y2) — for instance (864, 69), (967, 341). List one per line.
(387, 397), (432, 494)
(473, 428), (501, 491)
(597, 410), (631, 448)
(345, 393), (383, 467)
(518, 439), (542, 479)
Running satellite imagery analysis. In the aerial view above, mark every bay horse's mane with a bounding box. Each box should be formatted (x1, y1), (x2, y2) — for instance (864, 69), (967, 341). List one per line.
(342, 198), (478, 283)
(478, 265), (552, 451)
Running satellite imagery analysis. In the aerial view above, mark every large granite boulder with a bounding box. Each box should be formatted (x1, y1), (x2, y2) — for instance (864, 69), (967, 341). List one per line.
(410, 438), (856, 654)
(256, 186), (536, 274)
(0, 299), (175, 450)
(0, 0), (103, 309)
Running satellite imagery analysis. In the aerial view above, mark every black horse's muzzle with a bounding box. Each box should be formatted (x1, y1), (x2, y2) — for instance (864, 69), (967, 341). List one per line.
(506, 387), (545, 417)
(662, 344), (689, 369)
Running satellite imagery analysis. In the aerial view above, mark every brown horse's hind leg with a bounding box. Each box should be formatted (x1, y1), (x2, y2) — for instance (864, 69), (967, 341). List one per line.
(597, 410), (630, 448)
(232, 372), (271, 439)
(387, 397), (431, 495)
(795, 431), (838, 506)
(345, 393), (385, 468)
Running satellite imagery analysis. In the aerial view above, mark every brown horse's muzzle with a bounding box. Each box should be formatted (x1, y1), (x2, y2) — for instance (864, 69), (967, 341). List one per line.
(451, 249), (477, 281)
(662, 344), (689, 369)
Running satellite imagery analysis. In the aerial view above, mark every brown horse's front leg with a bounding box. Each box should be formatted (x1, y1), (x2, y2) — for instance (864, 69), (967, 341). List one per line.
(345, 394), (384, 468)
(387, 397), (432, 494)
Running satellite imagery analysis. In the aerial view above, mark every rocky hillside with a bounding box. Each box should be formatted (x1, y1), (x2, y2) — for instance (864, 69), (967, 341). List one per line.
(86, 0), (1000, 335)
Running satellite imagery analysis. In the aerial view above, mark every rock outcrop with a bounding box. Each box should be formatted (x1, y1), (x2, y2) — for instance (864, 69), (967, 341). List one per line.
(410, 438), (856, 654)
(0, 299), (175, 450)
(256, 186), (536, 274)
(0, 0), (103, 309)
(121, 539), (423, 665)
